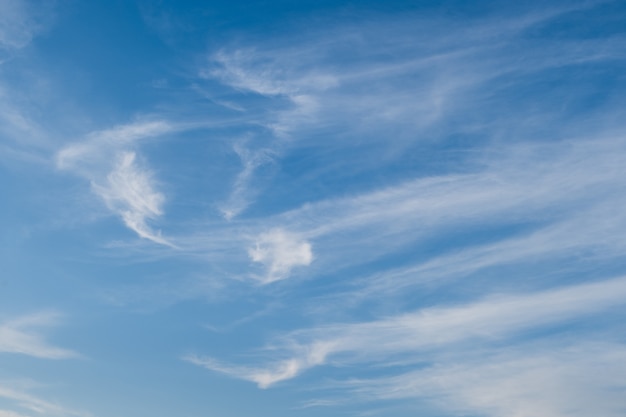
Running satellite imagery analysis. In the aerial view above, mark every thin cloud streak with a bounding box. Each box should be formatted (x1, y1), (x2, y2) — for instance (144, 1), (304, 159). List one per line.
(234, 136), (626, 282)
(0, 313), (76, 359)
(0, 384), (89, 417)
(3, 1), (625, 417)
(0, 410), (31, 417)
(339, 200), (626, 304)
(351, 343), (626, 417)
(188, 276), (626, 386)
(219, 142), (276, 220)
(0, 0), (44, 51)
(193, 2), (625, 233)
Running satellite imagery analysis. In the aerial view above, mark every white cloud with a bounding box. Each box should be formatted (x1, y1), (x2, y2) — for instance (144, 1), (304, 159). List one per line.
(248, 228), (313, 283)
(92, 151), (169, 245)
(342, 199), (626, 304)
(56, 120), (172, 174)
(57, 120), (174, 245)
(0, 384), (88, 417)
(185, 339), (333, 388)
(243, 135), (626, 281)
(202, 49), (335, 213)
(195, 4), (626, 235)
(0, 0), (53, 162)
(207, 49), (338, 98)
(219, 142), (275, 220)
(191, 276), (626, 387)
(0, 0), (42, 51)
(0, 410), (31, 417)
(0, 313), (76, 359)
(357, 343), (626, 417)
(184, 354), (310, 389)
(209, 49), (331, 137)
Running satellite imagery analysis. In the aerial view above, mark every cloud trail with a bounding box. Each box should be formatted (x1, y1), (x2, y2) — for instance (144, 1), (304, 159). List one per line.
(0, 312), (76, 359)
(0, 0), (42, 51)
(188, 275), (626, 387)
(0, 383), (89, 417)
(351, 343), (626, 417)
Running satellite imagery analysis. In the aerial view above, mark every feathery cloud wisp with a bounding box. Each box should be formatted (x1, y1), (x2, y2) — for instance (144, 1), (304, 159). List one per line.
(0, 383), (88, 417)
(189, 275), (626, 387)
(57, 120), (174, 245)
(0, 0), (42, 51)
(354, 343), (626, 417)
(0, 410), (31, 417)
(92, 151), (169, 245)
(183, 354), (317, 389)
(0, 312), (76, 359)
(219, 142), (275, 221)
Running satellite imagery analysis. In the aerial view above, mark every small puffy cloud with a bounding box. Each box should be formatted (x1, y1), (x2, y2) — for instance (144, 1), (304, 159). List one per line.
(248, 228), (313, 283)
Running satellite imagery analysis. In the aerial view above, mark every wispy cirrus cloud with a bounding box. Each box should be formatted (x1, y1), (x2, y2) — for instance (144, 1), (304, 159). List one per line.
(188, 276), (626, 388)
(0, 312), (76, 359)
(3, 1), (626, 417)
(92, 151), (168, 245)
(351, 342), (626, 417)
(194, 1), (625, 226)
(344, 201), (626, 304)
(0, 383), (89, 417)
(0, 410), (31, 417)
(119, 0), (626, 293)
(57, 120), (175, 246)
(0, 0), (45, 52)
(0, 0), (56, 166)
(219, 142), (276, 221)
(183, 14), (626, 409)
(183, 354), (315, 389)
(232, 135), (626, 286)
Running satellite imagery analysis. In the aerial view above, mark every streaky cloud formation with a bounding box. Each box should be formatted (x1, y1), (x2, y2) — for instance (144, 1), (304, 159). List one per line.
(0, 410), (30, 417)
(0, 0), (40, 51)
(219, 142), (276, 221)
(0, 383), (89, 417)
(0, 313), (76, 359)
(353, 343), (626, 417)
(183, 354), (312, 389)
(3, 1), (626, 417)
(189, 276), (626, 387)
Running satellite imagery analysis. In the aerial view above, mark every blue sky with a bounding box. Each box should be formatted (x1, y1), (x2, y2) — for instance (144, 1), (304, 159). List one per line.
(1, 0), (626, 416)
